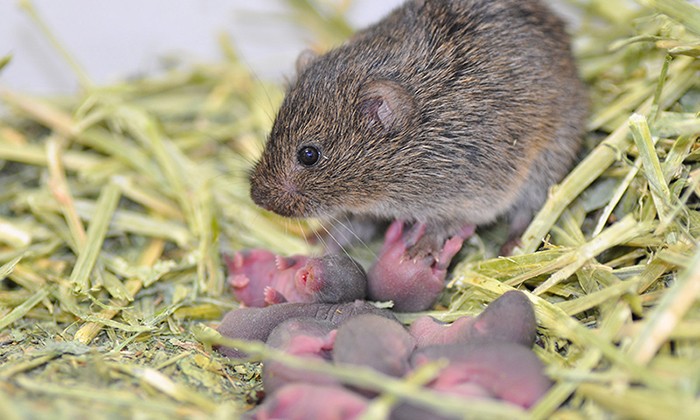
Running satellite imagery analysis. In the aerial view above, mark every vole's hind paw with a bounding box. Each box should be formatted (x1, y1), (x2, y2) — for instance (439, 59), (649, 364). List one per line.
(499, 237), (521, 256)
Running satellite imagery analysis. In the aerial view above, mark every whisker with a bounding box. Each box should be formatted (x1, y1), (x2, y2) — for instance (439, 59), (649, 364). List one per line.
(318, 221), (342, 252)
(297, 219), (313, 255)
(245, 63), (276, 125)
(317, 222), (364, 273)
(328, 214), (378, 260)
(311, 224), (329, 253)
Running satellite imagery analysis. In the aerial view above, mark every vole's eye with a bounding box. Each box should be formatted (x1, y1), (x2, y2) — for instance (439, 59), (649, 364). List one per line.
(297, 145), (321, 167)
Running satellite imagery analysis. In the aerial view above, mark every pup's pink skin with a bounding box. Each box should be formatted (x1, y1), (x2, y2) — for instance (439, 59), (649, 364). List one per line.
(409, 315), (476, 348)
(367, 220), (474, 312)
(226, 251), (367, 307)
(409, 290), (537, 348)
(333, 314), (416, 379)
(226, 250), (308, 307)
(412, 342), (552, 408)
(263, 318), (338, 393)
(245, 384), (368, 420)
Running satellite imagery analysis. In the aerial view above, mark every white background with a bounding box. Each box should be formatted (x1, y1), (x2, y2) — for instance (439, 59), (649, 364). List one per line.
(0, 0), (403, 94)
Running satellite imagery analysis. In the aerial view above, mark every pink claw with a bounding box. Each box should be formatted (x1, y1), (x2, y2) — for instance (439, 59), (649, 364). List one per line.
(263, 286), (288, 305)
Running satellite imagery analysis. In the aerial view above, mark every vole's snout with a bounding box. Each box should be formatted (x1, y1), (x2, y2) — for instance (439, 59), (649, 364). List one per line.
(249, 171), (310, 218)
(249, 179), (273, 212)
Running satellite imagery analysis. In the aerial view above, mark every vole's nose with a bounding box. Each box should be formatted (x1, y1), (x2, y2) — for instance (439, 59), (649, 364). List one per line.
(249, 179), (277, 213)
(250, 188), (269, 211)
(249, 170), (272, 208)
(249, 175), (307, 218)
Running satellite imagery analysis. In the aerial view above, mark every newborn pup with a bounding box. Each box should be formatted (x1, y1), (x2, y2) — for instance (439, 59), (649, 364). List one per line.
(226, 250), (367, 307)
(332, 314), (416, 380)
(262, 318), (338, 393)
(216, 300), (396, 358)
(249, 0), (588, 256)
(244, 383), (368, 420)
(367, 220), (471, 312)
(409, 290), (537, 348)
(412, 342), (552, 408)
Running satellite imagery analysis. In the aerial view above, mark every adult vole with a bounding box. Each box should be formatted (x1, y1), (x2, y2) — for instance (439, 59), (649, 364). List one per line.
(250, 0), (588, 255)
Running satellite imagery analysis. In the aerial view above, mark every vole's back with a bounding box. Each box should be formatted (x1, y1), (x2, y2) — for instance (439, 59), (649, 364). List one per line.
(251, 0), (588, 245)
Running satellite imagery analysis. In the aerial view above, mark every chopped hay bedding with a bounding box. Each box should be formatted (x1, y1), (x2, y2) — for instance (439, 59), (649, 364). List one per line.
(1, 0), (700, 418)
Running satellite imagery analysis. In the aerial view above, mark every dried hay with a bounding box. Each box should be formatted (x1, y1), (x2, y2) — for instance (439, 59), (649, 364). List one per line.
(1, 0), (699, 418)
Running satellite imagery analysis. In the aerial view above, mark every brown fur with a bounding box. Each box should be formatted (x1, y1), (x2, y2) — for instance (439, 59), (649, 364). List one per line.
(250, 0), (588, 248)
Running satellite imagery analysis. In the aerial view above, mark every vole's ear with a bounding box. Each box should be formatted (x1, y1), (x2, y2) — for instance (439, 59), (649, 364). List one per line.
(295, 49), (319, 76)
(359, 80), (417, 132)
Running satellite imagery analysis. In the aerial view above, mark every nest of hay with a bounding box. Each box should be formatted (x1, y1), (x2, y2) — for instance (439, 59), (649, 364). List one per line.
(1, 0), (699, 418)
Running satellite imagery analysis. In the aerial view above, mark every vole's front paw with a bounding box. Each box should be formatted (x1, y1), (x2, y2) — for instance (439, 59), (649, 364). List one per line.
(406, 224), (475, 261)
(405, 225), (442, 260)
